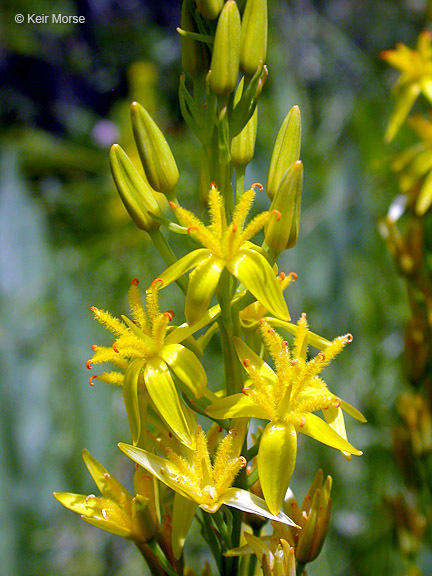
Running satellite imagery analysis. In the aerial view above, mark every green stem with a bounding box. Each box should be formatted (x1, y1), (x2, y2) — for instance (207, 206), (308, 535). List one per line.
(149, 228), (188, 293)
(216, 270), (244, 396)
(135, 540), (176, 576)
(235, 166), (246, 199)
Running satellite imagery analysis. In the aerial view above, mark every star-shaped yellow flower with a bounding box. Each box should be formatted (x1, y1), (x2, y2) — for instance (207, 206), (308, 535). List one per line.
(207, 315), (365, 514)
(87, 279), (218, 448)
(54, 449), (159, 543)
(119, 423), (298, 559)
(381, 31), (432, 141)
(155, 183), (290, 325)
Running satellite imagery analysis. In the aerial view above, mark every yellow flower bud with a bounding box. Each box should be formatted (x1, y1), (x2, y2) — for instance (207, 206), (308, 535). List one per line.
(240, 0), (268, 75)
(130, 101), (179, 193)
(196, 0), (224, 20)
(267, 106), (301, 200)
(181, 0), (210, 78)
(109, 144), (163, 231)
(264, 160), (303, 252)
(208, 0), (241, 95)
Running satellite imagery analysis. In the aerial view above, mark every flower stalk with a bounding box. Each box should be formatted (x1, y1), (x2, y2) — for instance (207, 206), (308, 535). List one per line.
(54, 2), (365, 575)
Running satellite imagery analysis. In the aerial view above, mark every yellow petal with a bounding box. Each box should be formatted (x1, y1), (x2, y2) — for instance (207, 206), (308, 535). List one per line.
(160, 343), (206, 398)
(144, 358), (195, 447)
(300, 413), (362, 455)
(257, 422), (297, 516)
(185, 255), (225, 325)
(228, 249), (290, 321)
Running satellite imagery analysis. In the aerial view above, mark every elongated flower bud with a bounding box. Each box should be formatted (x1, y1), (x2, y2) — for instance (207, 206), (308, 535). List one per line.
(231, 79), (258, 166)
(130, 101), (179, 193)
(196, 0), (224, 20)
(240, 0), (268, 75)
(296, 476), (332, 563)
(208, 0), (241, 95)
(267, 106), (301, 200)
(264, 160), (303, 252)
(110, 144), (163, 231)
(181, 0), (210, 78)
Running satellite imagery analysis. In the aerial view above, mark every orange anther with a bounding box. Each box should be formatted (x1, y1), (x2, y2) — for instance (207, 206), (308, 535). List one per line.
(152, 277), (164, 287)
(131, 278), (139, 285)
(89, 375), (98, 386)
(163, 310), (175, 322)
(334, 397), (341, 408)
(279, 272), (286, 280)
(242, 388), (250, 396)
(90, 306), (97, 312)
(112, 342), (119, 353)
(259, 318), (266, 325)
(267, 328), (275, 334)
(210, 181), (217, 189)
(282, 340), (289, 347)
(243, 358), (250, 367)
(91, 344), (97, 351)
(86, 360), (92, 369)
(301, 312), (307, 319)
(218, 426), (223, 433)
(345, 333), (353, 343)
(323, 405), (329, 410)
(104, 473), (110, 479)
(239, 456), (247, 468)
(231, 429), (238, 436)
(232, 221), (238, 233)
(251, 182), (263, 191)
(291, 359), (299, 366)
(299, 417), (306, 428)
(187, 226), (198, 234)
(288, 272), (298, 282)
(169, 201), (177, 209)
(318, 352), (325, 362)
(272, 209), (281, 221)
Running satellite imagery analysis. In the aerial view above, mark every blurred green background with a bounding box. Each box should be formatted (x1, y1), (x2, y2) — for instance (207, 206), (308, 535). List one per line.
(1, 0), (431, 574)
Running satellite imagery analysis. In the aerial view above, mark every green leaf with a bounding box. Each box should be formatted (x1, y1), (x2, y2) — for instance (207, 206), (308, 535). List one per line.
(144, 358), (195, 448)
(160, 343), (207, 398)
(228, 249), (290, 321)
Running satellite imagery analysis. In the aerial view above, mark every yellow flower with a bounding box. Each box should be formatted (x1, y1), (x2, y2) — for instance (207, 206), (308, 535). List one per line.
(207, 315), (365, 514)
(54, 450), (159, 543)
(157, 183), (290, 325)
(381, 31), (432, 141)
(119, 423), (298, 559)
(87, 278), (218, 448)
